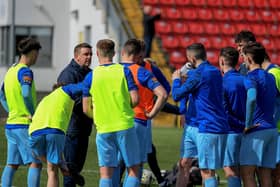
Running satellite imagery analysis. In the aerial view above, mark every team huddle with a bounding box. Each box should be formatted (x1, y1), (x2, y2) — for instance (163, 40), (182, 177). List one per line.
(0, 30), (279, 187)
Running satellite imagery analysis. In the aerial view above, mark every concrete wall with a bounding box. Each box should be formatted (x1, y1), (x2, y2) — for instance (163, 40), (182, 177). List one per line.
(0, 0), (111, 91)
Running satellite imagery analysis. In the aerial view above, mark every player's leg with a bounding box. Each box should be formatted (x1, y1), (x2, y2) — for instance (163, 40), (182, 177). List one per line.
(47, 162), (59, 187)
(223, 133), (242, 187)
(96, 132), (119, 187)
(134, 121), (148, 180)
(14, 128), (42, 187)
(176, 158), (192, 187)
(2, 129), (22, 186)
(117, 127), (141, 187)
(259, 129), (278, 187)
(272, 134), (280, 187)
(240, 165), (257, 187)
(176, 126), (198, 187)
(198, 133), (226, 187)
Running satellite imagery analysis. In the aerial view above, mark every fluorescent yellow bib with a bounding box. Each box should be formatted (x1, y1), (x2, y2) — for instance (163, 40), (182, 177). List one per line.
(4, 63), (36, 125)
(90, 64), (134, 133)
(269, 67), (280, 132)
(29, 88), (74, 135)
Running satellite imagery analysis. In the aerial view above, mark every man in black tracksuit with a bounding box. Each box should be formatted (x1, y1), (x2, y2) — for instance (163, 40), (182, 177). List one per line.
(57, 43), (93, 187)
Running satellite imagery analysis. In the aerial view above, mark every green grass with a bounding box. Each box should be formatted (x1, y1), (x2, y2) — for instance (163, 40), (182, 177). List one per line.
(0, 125), (226, 186)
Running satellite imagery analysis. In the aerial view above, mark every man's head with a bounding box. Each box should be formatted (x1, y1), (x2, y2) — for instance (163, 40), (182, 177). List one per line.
(121, 38), (142, 62)
(234, 30), (256, 54)
(219, 47), (239, 73)
(74, 43), (92, 68)
(17, 37), (42, 66)
(96, 39), (115, 61)
(143, 5), (152, 15)
(242, 42), (266, 70)
(186, 43), (206, 67)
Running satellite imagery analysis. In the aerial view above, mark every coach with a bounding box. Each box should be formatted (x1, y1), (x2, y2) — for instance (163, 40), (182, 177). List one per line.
(57, 43), (93, 186)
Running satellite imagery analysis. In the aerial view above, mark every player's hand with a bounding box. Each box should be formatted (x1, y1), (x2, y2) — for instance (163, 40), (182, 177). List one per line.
(243, 123), (260, 134)
(172, 70), (181, 80)
(26, 115), (32, 121)
(145, 111), (153, 119)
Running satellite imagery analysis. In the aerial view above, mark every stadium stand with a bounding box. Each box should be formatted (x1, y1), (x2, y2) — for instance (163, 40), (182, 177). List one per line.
(142, 0), (280, 67)
(119, 0), (280, 126)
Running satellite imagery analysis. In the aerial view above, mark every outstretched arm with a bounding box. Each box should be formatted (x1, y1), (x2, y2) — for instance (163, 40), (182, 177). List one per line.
(83, 97), (93, 119)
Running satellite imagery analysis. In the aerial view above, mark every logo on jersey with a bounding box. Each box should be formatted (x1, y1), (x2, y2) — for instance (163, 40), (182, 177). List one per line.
(151, 77), (158, 83)
(23, 76), (32, 84)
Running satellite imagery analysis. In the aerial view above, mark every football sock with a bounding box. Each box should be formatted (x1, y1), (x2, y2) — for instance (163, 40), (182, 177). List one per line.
(28, 167), (41, 187)
(205, 176), (218, 187)
(124, 176), (139, 187)
(1, 166), (16, 187)
(99, 178), (112, 187)
(228, 176), (241, 187)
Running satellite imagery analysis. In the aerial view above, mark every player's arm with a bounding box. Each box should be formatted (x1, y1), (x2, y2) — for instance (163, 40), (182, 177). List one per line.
(124, 67), (139, 108)
(0, 83), (9, 112)
(245, 88), (257, 131)
(19, 68), (35, 115)
(151, 64), (171, 94)
(82, 72), (93, 118)
(147, 85), (167, 119)
(172, 70), (200, 101)
(139, 68), (168, 118)
(83, 97), (93, 119)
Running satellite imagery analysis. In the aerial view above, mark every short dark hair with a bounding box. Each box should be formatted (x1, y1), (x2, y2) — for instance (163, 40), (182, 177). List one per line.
(243, 42), (265, 65)
(52, 82), (66, 91)
(17, 37), (41, 55)
(264, 52), (270, 62)
(123, 38), (142, 57)
(96, 39), (115, 58)
(74, 43), (92, 55)
(234, 30), (256, 43)
(220, 47), (239, 67)
(186, 43), (206, 60)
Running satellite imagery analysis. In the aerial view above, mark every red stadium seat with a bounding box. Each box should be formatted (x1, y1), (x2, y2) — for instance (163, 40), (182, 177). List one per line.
(172, 22), (188, 34)
(245, 10), (260, 22)
(197, 8), (213, 21)
(270, 24), (280, 37)
(192, 0), (207, 7)
(155, 21), (172, 35)
(220, 23), (236, 35)
(178, 36), (196, 48)
(207, 50), (219, 65)
(213, 9), (230, 21)
(207, 0), (223, 7)
(181, 7), (198, 20)
(143, 0), (159, 5)
(235, 23), (252, 33)
(229, 9), (245, 22)
(260, 37), (275, 51)
(211, 37), (227, 49)
(188, 22), (204, 34)
(169, 51), (187, 68)
(204, 22), (220, 35)
(251, 24), (267, 36)
(260, 10), (276, 23)
(237, 0), (253, 8)
(270, 0), (280, 8)
(164, 7), (181, 20)
(223, 36), (236, 47)
(197, 37), (212, 49)
(254, 0), (270, 9)
(270, 52), (279, 64)
(175, 0), (191, 6)
(162, 36), (180, 51)
(222, 0), (237, 7)
(159, 0), (175, 6)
